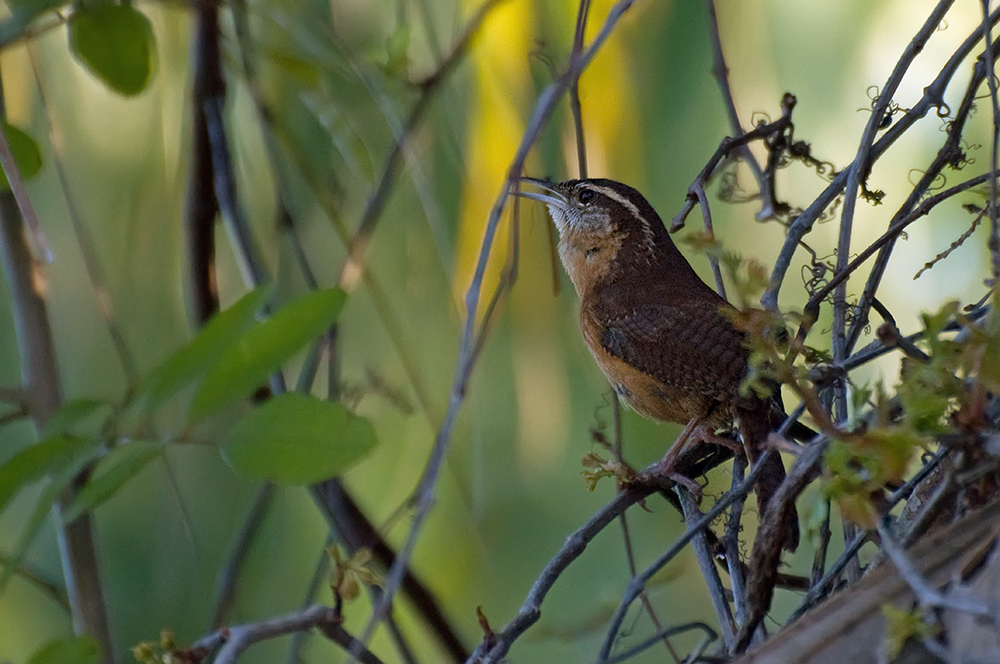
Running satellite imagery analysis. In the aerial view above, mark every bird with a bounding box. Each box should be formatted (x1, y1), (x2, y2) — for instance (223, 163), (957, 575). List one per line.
(515, 176), (800, 551)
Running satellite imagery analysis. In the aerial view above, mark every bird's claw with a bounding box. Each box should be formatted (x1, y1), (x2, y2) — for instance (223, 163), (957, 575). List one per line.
(666, 471), (702, 495)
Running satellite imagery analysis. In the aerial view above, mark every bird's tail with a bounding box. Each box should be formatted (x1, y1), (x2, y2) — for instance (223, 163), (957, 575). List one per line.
(738, 407), (801, 552)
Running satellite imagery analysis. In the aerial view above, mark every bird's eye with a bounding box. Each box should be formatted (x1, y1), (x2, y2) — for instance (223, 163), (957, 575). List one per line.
(578, 189), (596, 205)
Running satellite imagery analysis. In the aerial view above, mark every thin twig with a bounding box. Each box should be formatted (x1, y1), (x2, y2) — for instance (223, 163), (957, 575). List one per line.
(597, 622), (719, 664)
(206, 12), (464, 655)
(802, 172), (997, 330)
(809, 499), (832, 590)
(244, 79), (470, 657)
(466, 472), (663, 664)
(26, 48), (139, 384)
(0, 109), (50, 263)
(672, 97), (796, 232)
(570, 0), (590, 178)
(842, 49), (1000, 355)
(0, 551), (69, 612)
(724, 454), (749, 626)
(565, 2), (678, 658)
(211, 483), (277, 628)
(0, 186), (114, 663)
(335, 0), (505, 293)
(612, 400), (681, 662)
(981, 0), (1000, 282)
(705, 0), (769, 218)
(678, 487), (737, 649)
(203, 95), (270, 291)
(286, 537), (332, 664)
(195, 605), (386, 664)
(310, 480), (469, 661)
(353, 2), (640, 659)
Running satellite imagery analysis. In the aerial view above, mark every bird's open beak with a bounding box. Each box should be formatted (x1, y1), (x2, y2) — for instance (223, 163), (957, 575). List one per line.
(512, 177), (568, 208)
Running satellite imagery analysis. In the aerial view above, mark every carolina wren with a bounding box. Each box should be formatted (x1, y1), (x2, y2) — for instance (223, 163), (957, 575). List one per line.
(517, 177), (800, 551)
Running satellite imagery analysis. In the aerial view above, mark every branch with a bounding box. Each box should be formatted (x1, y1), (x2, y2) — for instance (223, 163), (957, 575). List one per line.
(0, 184), (114, 662)
(981, 0), (1000, 281)
(184, 0), (224, 323)
(467, 474), (662, 663)
(191, 605), (386, 664)
(678, 487), (737, 649)
(738, 438), (829, 652)
(569, 0), (591, 178)
(671, 95), (796, 232)
(0, 109), (50, 262)
(764, 3), (1000, 310)
(803, 171), (997, 322)
(704, 0), (771, 219)
(598, 448), (778, 661)
(789, 449), (949, 622)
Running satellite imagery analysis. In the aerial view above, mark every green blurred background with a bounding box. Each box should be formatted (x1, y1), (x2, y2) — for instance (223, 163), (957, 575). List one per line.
(0, 0), (995, 661)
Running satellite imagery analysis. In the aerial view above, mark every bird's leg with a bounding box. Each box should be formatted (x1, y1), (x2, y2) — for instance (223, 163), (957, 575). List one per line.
(653, 417), (704, 493)
(691, 426), (744, 455)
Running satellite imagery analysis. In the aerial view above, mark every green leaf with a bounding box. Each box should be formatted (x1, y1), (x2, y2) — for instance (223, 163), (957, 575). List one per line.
(268, 51), (322, 89)
(381, 26), (410, 75)
(882, 604), (936, 660)
(42, 399), (111, 438)
(222, 393), (376, 485)
(0, 455), (92, 591)
(136, 285), (273, 411)
(28, 637), (99, 664)
(0, 122), (43, 190)
(847, 382), (873, 430)
(67, 4), (156, 96)
(62, 441), (162, 524)
(0, 436), (101, 514)
(189, 288), (347, 422)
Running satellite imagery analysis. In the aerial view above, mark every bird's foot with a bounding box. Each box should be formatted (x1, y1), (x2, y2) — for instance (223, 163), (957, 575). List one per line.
(651, 457), (702, 494)
(691, 425), (743, 454)
(667, 471), (702, 495)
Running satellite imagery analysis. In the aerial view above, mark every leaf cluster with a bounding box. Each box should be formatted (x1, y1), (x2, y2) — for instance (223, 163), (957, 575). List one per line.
(824, 297), (1000, 527)
(0, 287), (378, 593)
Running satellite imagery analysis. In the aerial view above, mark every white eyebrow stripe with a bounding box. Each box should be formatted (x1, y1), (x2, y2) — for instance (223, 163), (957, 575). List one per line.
(584, 184), (656, 255)
(586, 185), (642, 221)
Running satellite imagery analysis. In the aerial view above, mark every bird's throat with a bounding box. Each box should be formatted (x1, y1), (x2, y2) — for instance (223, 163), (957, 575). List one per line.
(557, 229), (626, 301)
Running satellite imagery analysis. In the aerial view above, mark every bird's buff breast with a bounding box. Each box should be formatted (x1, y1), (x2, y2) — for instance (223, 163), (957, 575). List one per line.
(582, 329), (725, 427)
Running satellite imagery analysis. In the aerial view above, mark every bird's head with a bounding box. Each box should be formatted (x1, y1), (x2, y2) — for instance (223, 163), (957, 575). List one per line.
(515, 177), (676, 296)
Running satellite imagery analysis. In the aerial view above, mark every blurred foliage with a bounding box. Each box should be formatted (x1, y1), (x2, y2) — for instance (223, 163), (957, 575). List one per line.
(329, 545), (381, 603)
(881, 603), (937, 660)
(0, 0), (996, 663)
(26, 636), (99, 664)
(0, 120), (42, 188)
(67, 4), (155, 96)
